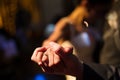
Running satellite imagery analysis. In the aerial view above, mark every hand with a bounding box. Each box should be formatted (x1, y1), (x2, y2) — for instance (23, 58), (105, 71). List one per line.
(31, 42), (83, 78)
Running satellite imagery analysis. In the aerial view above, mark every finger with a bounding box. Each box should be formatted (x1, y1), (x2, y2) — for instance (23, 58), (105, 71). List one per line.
(42, 52), (48, 62)
(41, 64), (54, 73)
(47, 48), (54, 67)
(50, 47), (66, 74)
(31, 47), (46, 61)
(34, 47), (47, 54)
(49, 42), (73, 63)
(37, 52), (44, 65)
(53, 51), (61, 65)
(52, 53), (65, 74)
(41, 52), (49, 66)
(49, 42), (72, 56)
(42, 48), (64, 74)
(63, 47), (73, 55)
(54, 47), (73, 67)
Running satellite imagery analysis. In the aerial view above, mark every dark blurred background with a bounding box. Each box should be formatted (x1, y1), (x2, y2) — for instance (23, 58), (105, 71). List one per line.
(0, 0), (119, 80)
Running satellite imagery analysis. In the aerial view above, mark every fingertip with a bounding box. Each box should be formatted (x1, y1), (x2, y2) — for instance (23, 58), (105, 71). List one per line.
(42, 55), (48, 62)
(48, 63), (52, 67)
(31, 56), (33, 61)
(31, 55), (36, 61)
(38, 62), (42, 65)
(64, 47), (73, 53)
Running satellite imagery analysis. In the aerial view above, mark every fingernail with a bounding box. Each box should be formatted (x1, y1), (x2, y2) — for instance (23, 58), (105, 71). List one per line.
(38, 62), (42, 65)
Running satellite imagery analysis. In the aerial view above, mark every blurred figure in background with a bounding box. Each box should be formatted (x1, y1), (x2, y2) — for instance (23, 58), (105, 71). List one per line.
(100, 0), (120, 66)
(42, 0), (113, 63)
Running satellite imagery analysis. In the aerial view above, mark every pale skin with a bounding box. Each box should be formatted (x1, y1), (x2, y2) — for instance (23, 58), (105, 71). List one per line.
(31, 42), (83, 79)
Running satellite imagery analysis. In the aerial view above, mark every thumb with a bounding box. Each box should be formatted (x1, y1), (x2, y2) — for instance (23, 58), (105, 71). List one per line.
(63, 47), (73, 55)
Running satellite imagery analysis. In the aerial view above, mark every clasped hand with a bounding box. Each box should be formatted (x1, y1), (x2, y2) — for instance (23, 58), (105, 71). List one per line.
(31, 42), (82, 77)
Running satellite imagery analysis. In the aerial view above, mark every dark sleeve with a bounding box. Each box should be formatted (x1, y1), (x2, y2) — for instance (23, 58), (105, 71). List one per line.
(83, 63), (120, 80)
